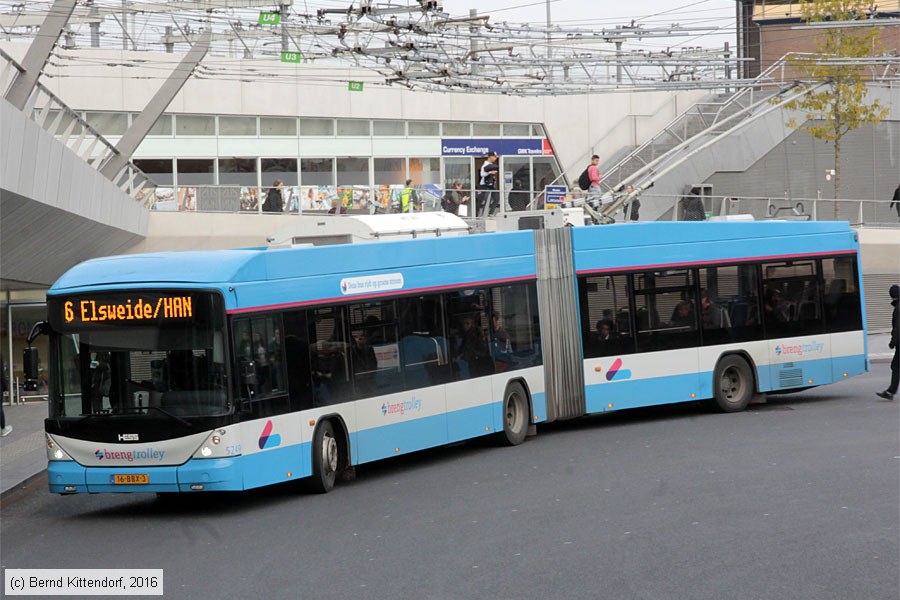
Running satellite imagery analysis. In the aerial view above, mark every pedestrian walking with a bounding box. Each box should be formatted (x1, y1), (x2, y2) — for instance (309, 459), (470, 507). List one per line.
(477, 152), (499, 217)
(1, 352), (11, 437)
(876, 284), (899, 401)
(890, 183), (900, 220)
(624, 184), (640, 222)
(262, 179), (284, 213)
(680, 187), (706, 221)
(587, 155), (603, 204)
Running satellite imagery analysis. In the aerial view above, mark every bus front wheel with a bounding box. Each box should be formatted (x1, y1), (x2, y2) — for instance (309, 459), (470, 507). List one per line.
(501, 382), (529, 446)
(310, 420), (338, 493)
(711, 355), (754, 413)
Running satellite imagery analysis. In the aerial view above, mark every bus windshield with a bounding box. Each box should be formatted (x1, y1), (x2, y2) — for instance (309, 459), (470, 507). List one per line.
(47, 291), (231, 418)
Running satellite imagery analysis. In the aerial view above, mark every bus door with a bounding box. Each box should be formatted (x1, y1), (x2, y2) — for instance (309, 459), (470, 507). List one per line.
(762, 261), (832, 391)
(445, 289), (496, 441)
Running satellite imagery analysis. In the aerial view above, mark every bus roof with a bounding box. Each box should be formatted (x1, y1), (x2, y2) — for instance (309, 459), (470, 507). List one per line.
(572, 221), (858, 273)
(49, 230), (538, 297)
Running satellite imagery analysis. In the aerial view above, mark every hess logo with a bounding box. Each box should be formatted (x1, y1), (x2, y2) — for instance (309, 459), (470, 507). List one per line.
(118, 433), (139, 442)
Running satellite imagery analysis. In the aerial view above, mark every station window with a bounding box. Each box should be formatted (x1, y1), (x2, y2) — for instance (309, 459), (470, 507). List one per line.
(531, 124), (546, 137)
(473, 122), (501, 137)
(300, 118), (334, 136)
(336, 157), (370, 186)
(503, 123), (530, 137)
(176, 158), (215, 185)
(147, 114), (173, 136)
(176, 115), (215, 136)
(260, 117), (297, 136)
(133, 159), (174, 186)
(301, 158), (334, 186)
(373, 120), (406, 136)
(409, 157), (440, 185)
(442, 122), (471, 136)
(218, 157), (257, 186)
(337, 119), (371, 136)
(374, 158), (406, 187)
(261, 158), (298, 186)
(219, 116), (257, 136)
(409, 121), (440, 136)
(86, 111), (127, 136)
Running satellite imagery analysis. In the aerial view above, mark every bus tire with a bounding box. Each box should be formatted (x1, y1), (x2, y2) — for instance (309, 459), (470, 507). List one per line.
(711, 355), (754, 413)
(310, 420), (338, 493)
(501, 382), (529, 446)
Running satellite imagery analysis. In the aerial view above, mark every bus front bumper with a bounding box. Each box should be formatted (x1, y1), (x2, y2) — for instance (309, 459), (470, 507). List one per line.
(48, 457), (244, 494)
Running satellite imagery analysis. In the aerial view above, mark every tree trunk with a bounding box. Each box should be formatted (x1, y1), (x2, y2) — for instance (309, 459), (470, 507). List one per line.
(834, 136), (841, 220)
(833, 95), (841, 220)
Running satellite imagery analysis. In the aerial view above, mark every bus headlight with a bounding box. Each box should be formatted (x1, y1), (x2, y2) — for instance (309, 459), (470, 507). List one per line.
(46, 434), (73, 461)
(192, 427), (239, 459)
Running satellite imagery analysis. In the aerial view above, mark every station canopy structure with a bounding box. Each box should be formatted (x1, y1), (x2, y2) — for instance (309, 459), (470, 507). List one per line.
(0, 0), (761, 95)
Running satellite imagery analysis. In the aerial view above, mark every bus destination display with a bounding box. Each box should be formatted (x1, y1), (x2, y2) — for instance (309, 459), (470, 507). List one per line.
(54, 294), (194, 328)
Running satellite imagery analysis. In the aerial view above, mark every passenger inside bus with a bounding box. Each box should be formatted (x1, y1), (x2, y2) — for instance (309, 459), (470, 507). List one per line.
(670, 301), (695, 328)
(700, 291), (731, 329)
(454, 315), (493, 379)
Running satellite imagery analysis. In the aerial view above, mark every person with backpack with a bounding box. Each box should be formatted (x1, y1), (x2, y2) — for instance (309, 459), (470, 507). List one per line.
(579, 155), (603, 204)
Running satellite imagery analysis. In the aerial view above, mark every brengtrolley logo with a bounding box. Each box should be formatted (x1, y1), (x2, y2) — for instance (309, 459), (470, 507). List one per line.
(340, 273), (404, 296)
(381, 397), (423, 416)
(775, 341), (825, 357)
(258, 420), (282, 450)
(94, 448), (165, 462)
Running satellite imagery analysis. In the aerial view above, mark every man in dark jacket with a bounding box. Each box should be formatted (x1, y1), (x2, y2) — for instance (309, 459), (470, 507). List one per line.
(877, 284), (899, 400)
(1, 353), (10, 436)
(680, 187), (706, 221)
(890, 184), (900, 219)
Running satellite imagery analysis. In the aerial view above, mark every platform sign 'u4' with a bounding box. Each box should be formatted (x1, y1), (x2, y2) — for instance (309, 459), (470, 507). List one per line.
(259, 11), (281, 25)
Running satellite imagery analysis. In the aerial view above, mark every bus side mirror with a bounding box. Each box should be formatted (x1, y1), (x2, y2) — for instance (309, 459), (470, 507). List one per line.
(23, 347), (40, 390)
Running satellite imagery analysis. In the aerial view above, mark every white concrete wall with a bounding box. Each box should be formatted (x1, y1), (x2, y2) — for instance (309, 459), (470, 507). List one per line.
(1, 45), (707, 178)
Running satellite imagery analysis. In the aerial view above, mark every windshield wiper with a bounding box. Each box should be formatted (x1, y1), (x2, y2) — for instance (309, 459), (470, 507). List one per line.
(116, 406), (192, 427)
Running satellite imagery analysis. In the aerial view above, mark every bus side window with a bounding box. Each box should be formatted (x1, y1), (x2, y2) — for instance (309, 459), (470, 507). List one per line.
(283, 310), (313, 411)
(308, 307), (350, 406)
(578, 274), (634, 358)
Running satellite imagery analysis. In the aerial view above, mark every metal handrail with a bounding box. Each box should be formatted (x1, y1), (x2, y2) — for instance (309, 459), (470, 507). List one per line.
(0, 47), (156, 200)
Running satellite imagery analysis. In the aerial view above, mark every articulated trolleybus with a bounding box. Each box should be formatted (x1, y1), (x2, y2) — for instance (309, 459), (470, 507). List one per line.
(30, 216), (867, 495)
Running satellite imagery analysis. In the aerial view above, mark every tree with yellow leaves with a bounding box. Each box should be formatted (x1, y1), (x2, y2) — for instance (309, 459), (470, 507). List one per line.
(782, 0), (888, 219)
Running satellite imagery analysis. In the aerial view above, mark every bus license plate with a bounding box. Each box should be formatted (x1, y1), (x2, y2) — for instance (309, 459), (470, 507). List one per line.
(113, 474), (149, 485)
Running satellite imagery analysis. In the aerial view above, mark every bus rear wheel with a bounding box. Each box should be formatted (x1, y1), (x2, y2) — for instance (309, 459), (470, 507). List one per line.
(310, 420), (338, 493)
(501, 382), (529, 446)
(711, 355), (754, 413)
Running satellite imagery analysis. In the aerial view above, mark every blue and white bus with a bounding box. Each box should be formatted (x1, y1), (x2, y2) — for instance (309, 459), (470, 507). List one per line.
(30, 218), (866, 495)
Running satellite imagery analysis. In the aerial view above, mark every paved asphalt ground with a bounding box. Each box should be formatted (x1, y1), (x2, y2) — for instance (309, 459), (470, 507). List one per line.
(1, 368), (898, 600)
